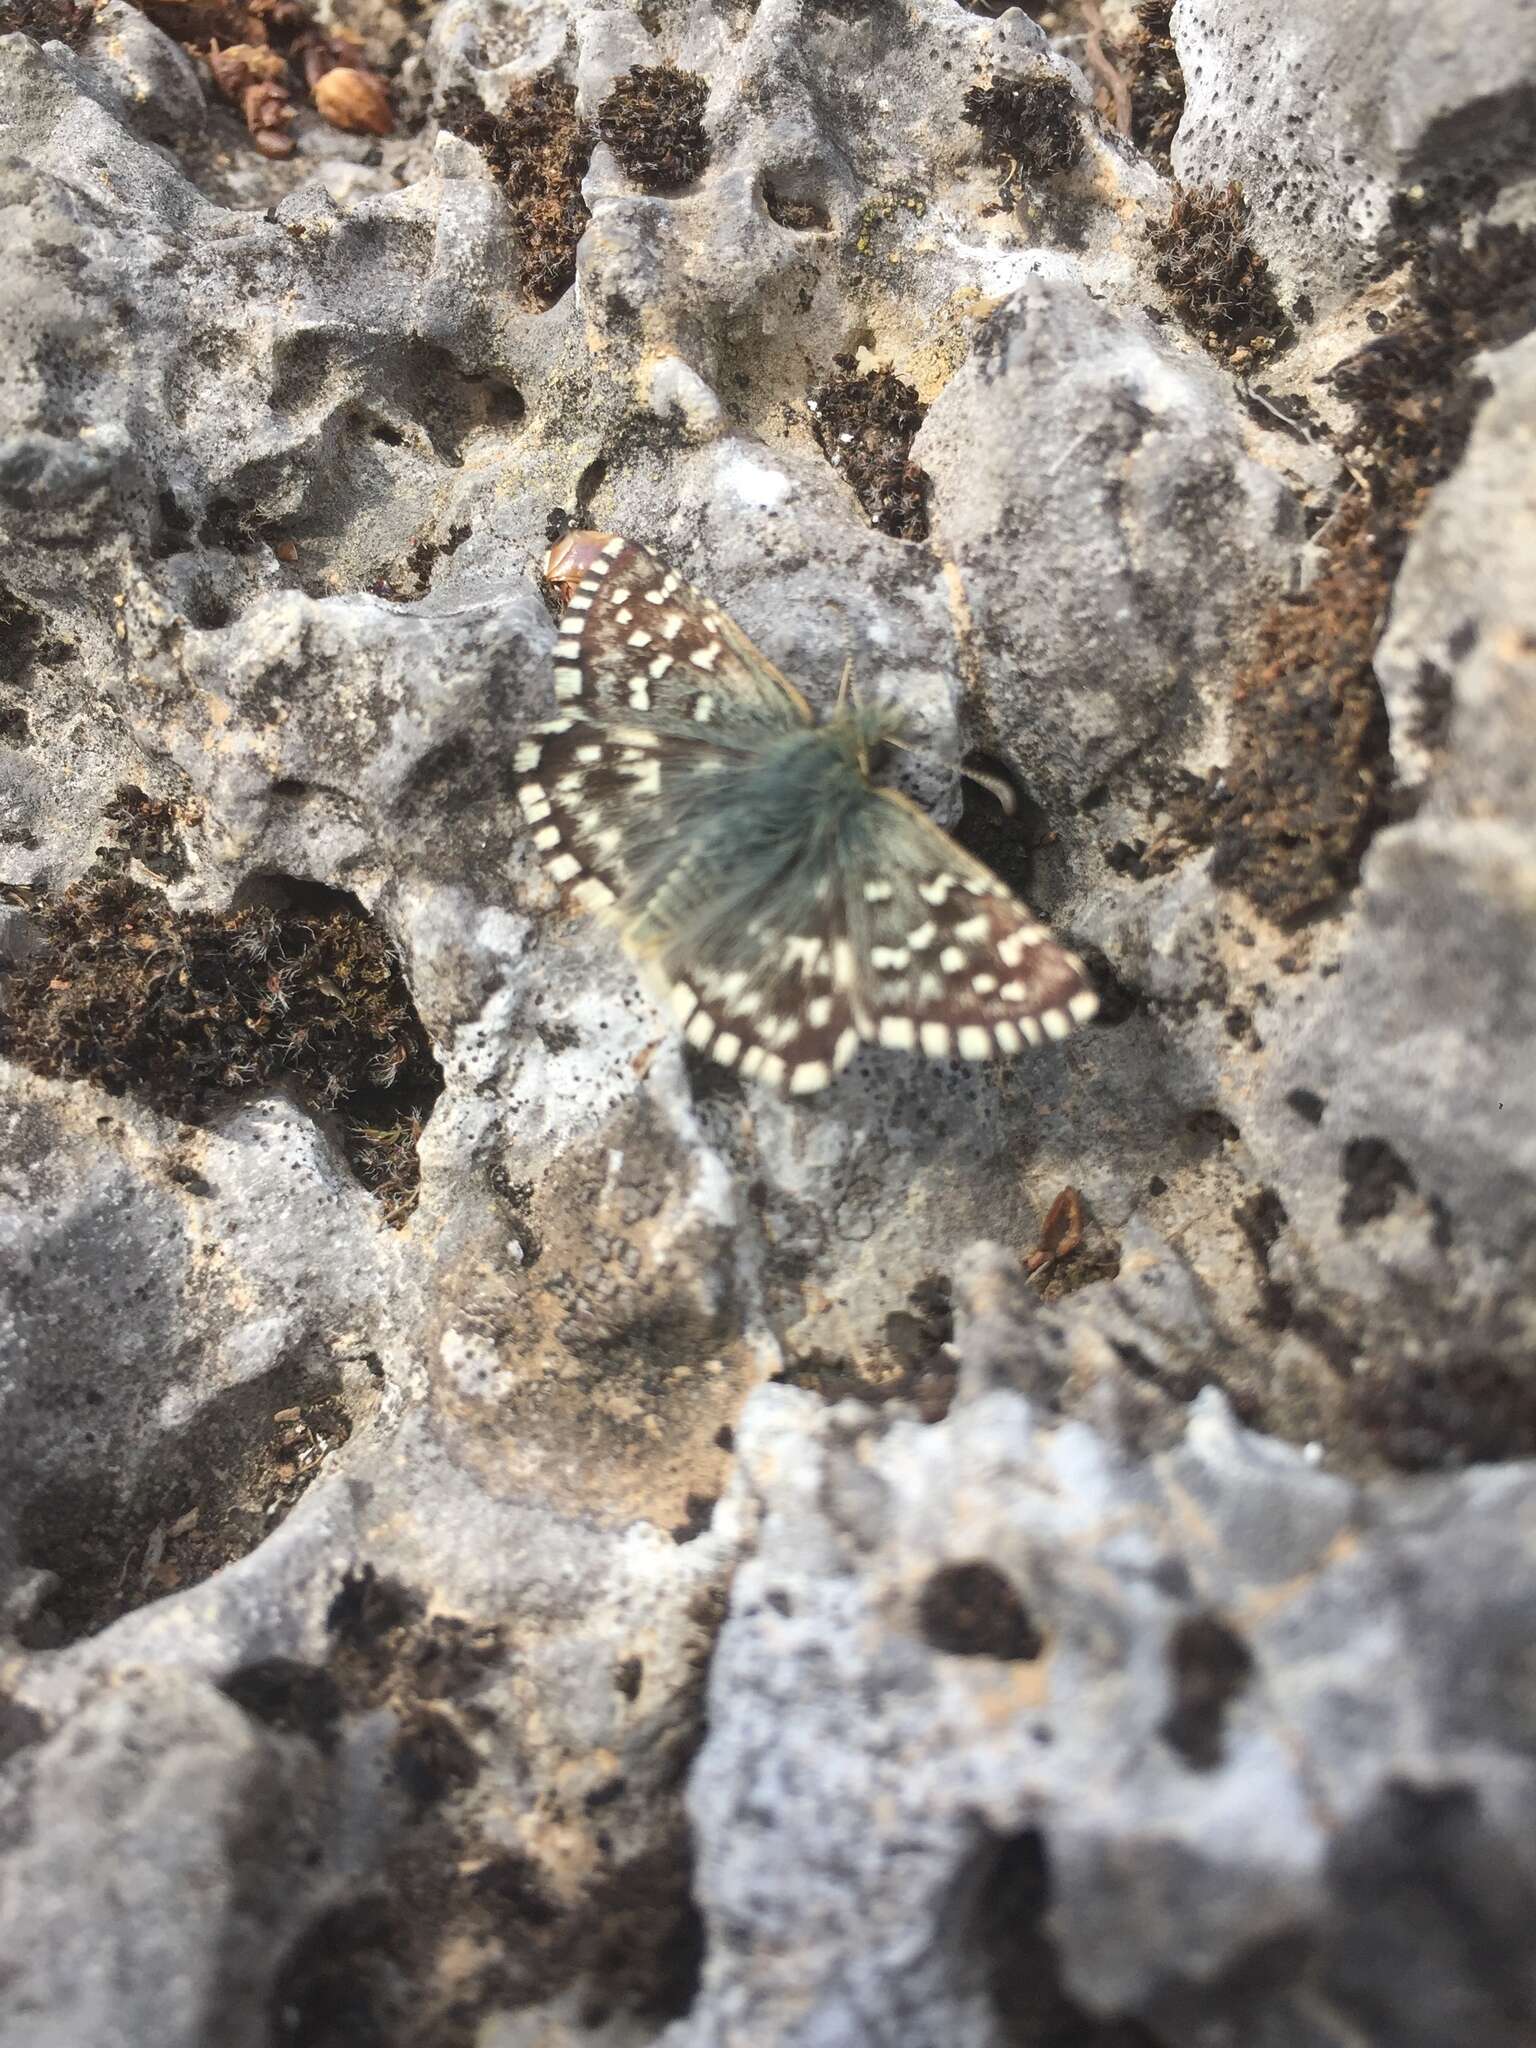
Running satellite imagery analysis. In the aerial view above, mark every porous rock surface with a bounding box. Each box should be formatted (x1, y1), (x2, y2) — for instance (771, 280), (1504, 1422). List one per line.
(1, 0), (1534, 2042)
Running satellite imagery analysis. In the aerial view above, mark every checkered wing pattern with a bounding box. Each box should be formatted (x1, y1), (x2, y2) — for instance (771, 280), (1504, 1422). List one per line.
(516, 535), (1097, 1092)
(541, 533), (812, 729)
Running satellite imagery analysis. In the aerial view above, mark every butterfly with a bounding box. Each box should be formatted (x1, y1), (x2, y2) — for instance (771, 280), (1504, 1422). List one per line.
(515, 532), (1098, 1093)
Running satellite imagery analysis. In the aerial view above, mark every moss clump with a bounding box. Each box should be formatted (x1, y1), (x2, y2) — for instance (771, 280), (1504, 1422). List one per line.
(809, 355), (930, 542)
(1126, 0), (1184, 172)
(597, 65), (709, 194)
(441, 75), (595, 308)
(962, 72), (1083, 203)
(1205, 499), (1393, 922)
(1148, 181), (1291, 363)
(0, 876), (441, 1222)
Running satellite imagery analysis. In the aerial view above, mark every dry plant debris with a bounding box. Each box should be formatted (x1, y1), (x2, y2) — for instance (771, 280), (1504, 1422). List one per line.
(0, 876), (441, 1222)
(132, 0), (393, 158)
(597, 65), (710, 194)
(1025, 1186), (1085, 1281)
(441, 75), (596, 307)
(0, 0), (95, 44)
(809, 355), (930, 542)
(1183, 224), (1536, 926)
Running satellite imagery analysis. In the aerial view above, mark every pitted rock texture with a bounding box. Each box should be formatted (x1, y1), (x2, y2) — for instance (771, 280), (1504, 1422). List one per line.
(3, 0), (1536, 2042)
(672, 1265), (1536, 2048)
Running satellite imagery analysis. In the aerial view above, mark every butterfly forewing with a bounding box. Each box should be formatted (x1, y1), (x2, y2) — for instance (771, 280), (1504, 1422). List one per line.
(549, 535), (812, 730)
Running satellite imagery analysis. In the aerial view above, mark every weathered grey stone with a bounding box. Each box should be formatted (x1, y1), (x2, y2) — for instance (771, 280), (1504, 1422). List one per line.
(1173, 0), (1536, 304)
(671, 1289), (1536, 2048)
(2, 0), (1535, 2039)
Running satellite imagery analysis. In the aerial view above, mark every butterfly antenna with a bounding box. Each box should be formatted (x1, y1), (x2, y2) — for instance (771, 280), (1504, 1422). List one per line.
(836, 657), (855, 712)
(883, 740), (1020, 818)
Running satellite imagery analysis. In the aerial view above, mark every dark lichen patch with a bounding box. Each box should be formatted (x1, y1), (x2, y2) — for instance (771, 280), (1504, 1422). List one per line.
(1338, 1135), (1416, 1229)
(1332, 224), (1536, 498)
(1159, 1612), (1253, 1770)
(1197, 242), (1536, 927)
(0, 0), (94, 45)
(962, 71), (1083, 203)
(597, 65), (710, 194)
(977, 1829), (1165, 2048)
(392, 1705), (483, 1805)
(268, 1580), (715, 2043)
(809, 354), (929, 541)
(1353, 1354), (1536, 1473)
(777, 1274), (956, 1421)
(1148, 181), (1292, 365)
(441, 74), (594, 308)
(371, 520), (472, 602)
(919, 1561), (1043, 1660)
(1124, 0), (1184, 173)
(0, 874), (442, 1224)
(220, 1658), (344, 1751)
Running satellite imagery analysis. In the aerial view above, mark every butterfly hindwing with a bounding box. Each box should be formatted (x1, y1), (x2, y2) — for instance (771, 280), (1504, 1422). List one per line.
(853, 789), (1098, 1062)
(656, 895), (868, 1095)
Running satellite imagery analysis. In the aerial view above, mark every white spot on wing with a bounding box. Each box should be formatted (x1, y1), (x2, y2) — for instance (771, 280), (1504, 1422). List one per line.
(789, 1060), (831, 1093)
(547, 853), (581, 883)
(1069, 989), (1099, 1023)
(958, 1025), (992, 1061)
(878, 1017), (916, 1051)
(919, 1021), (951, 1057)
(670, 983), (697, 1025)
(994, 1019), (1022, 1054)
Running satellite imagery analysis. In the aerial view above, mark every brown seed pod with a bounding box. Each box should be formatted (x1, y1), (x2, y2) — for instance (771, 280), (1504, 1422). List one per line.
(312, 64), (393, 135)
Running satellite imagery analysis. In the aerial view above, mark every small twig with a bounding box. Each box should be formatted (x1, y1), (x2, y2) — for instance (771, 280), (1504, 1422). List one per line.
(1079, 1), (1132, 137)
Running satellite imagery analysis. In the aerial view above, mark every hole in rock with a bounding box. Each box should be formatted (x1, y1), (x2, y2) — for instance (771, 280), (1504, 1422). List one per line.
(1158, 1612), (1254, 1771)
(15, 1360), (378, 1649)
(974, 1830), (1165, 2045)
(920, 1561), (1043, 1660)
(763, 178), (831, 231)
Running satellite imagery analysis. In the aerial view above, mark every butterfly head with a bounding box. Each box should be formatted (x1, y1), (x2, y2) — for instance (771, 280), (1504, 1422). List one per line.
(817, 700), (909, 785)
